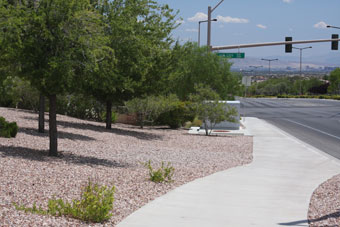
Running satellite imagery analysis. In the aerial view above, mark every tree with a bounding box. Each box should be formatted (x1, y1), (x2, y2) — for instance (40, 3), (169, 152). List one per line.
(328, 68), (340, 94)
(4, 0), (104, 156)
(190, 84), (237, 136)
(82, 0), (178, 129)
(168, 43), (240, 100)
(0, 0), (23, 106)
(0, 0), (46, 133)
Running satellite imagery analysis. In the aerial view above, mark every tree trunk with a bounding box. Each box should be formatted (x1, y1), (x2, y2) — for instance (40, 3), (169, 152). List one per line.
(138, 113), (144, 129)
(49, 94), (58, 156)
(38, 94), (45, 133)
(204, 120), (209, 136)
(106, 100), (112, 129)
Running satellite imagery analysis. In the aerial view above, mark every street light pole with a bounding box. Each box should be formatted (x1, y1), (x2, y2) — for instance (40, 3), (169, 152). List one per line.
(292, 46), (312, 95)
(249, 66), (263, 95)
(261, 58), (278, 75)
(293, 46), (312, 77)
(207, 0), (224, 49)
(198, 19), (217, 47)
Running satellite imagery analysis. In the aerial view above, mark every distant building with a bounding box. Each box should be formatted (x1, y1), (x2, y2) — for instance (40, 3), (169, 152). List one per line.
(324, 66), (338, 71)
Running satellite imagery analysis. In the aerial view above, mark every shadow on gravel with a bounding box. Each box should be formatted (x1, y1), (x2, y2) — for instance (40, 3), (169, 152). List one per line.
(278, 211), (340, 226)
(19, 127), (96, 141)
(23, 116), (163, 141)
(0, 146), (130, 168)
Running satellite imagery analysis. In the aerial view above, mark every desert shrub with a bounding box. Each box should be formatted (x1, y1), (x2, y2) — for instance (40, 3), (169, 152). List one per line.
(190, 84), (238, 136)
(184, 117), (203, 129)
(144, 160), (175, 183)
(57, 94), (105, 122)
(191, 117), (203, 127)
(125, 94), (179, 128)
(7, 122), (18, 137)
(0, 116), (18, 138)
(156, 101), (195, 129)
(14, 181), (115, 223)
(277, 94), (340, 100)
(0, 76), (39, 110)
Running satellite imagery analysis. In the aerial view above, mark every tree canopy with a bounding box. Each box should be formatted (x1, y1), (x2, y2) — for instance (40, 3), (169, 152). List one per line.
(328, 68), (340, 94)
(2, 0), (105, 156)
(167, 42), (240, 100)
(80, 0), (178, 129)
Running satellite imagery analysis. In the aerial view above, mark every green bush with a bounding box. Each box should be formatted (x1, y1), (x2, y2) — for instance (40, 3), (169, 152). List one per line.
(191, 117), (203, 127)
(276, 94), (340, 100)
(144, 160), (175, 183)
(14, 181), (115, 223)
(184, 117), (203, 129)
(0, 77), (40, 110)
(125, 94), (180, 129)
(156, 101), (195, 129)
(0, 116), (18, 138)
(57, 94), (105, 122)
(8, 122), (18, 137)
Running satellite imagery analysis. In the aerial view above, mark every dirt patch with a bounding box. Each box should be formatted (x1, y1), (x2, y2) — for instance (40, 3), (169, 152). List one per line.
(0, 107), (253, 226)
(308, 174), (340, 226)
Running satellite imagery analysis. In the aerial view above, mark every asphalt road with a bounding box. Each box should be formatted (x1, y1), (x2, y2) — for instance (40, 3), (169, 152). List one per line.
(239, 98), (340, 159)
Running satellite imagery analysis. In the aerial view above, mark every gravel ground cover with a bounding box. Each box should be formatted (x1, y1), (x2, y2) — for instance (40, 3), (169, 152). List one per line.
(308, 174), (340, 227)
(0, 107), (253, 226)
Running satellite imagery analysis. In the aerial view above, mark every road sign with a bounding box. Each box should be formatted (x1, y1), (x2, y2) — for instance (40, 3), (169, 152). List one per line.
(242, 76), (252, 87)
(216, 52), (245, 58)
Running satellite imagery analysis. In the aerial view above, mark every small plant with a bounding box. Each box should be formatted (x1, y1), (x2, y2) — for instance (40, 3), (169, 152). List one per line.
(144, 160), (175, 183)
(0, 116), (18, 138)
(100, 111), (116, 124)
(13, 180), (115, 223)
(14, 202), (46, 215)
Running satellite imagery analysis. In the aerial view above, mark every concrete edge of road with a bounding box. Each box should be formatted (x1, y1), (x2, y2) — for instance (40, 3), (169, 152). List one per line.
(245, 117), (340, 166)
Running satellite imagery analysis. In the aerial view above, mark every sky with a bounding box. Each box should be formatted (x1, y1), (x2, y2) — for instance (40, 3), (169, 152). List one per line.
(156, 0), (340, 64)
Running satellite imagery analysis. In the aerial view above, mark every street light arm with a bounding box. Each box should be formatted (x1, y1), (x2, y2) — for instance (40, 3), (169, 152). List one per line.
(293, 46), (312, 50)
(200, 19), (218, 23)
(327, 25), (340, 30)
(212, 0), (224, 12)
(261, 58), (278, 61)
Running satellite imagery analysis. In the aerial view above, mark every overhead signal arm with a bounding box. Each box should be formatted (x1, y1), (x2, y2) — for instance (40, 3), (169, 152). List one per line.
(211, 37), (340, 51)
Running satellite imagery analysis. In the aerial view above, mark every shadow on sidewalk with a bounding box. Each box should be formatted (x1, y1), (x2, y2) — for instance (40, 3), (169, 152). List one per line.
(278, 210), (340, 226)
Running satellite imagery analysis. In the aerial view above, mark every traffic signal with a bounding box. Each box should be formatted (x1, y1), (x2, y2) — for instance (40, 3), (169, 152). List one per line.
(331, 34), (338, 50)
(285, 37), (292, 53)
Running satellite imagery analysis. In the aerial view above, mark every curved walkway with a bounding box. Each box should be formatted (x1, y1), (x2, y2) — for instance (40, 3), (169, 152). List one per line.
(117, 117), (340, 227)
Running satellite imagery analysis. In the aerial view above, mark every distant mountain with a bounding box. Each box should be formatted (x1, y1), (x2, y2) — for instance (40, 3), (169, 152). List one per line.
(229, 53), (340, 70)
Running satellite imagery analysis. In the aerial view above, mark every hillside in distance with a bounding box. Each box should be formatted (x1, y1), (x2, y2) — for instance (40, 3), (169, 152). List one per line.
(229, 53), (340, 70)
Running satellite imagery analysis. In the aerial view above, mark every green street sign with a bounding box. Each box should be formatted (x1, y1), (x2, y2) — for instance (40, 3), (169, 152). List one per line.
(216, 52), (245, 59)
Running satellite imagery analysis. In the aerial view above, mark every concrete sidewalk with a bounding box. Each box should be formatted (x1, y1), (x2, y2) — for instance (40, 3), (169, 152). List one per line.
(117, 117), (340, 227)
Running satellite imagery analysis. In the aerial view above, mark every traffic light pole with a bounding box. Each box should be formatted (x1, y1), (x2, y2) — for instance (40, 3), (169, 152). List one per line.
(211, 38), (340, 51)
